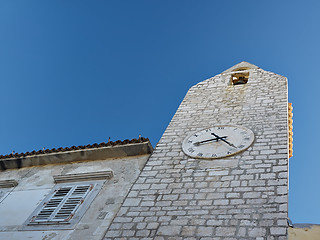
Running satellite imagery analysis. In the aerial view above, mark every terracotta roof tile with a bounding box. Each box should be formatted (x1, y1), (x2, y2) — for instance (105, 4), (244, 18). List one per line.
(0, 137), (150, 160)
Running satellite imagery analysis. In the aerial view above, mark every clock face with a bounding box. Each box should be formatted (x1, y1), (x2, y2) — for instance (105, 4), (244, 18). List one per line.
(182, 125), (254, 159)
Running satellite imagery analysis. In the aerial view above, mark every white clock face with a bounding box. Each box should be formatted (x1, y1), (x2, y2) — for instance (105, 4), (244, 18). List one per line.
(182, 125), (254, 159)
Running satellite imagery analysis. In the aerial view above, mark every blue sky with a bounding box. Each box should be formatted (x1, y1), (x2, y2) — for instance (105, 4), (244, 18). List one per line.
(0, 1), (319, 224)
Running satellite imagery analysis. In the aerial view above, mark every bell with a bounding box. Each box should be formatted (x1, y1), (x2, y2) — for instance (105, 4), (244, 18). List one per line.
(233, 76), (248, 85)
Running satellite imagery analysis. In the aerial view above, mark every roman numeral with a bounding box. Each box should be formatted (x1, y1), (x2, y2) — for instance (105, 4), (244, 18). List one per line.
(188, 148), (195, 153)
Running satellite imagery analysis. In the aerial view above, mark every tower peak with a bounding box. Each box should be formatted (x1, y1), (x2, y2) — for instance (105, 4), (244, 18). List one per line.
(222, 61), (260, 74)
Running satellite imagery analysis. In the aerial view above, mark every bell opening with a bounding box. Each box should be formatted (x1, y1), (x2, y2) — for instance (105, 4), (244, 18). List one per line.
(231, 72), (249, 85)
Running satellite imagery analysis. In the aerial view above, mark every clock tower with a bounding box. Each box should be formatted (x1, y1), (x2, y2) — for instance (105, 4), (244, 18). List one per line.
(105, 62), (289, 239)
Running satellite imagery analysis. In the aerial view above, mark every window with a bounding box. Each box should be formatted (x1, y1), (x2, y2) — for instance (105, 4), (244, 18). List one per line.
(24, 181), (103, 230)
(0, 179), (18, 204)
(30, 184), (91, 224)
(0, 179), (18, 188)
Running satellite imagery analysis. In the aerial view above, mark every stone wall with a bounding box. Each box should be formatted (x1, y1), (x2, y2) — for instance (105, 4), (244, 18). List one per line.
(105, 63), (289, 239)
(0, 150), (150, 240)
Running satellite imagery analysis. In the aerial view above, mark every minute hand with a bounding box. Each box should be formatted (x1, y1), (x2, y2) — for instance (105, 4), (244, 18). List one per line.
(211, 132), (237, 148)
(194, 136), (227, 146)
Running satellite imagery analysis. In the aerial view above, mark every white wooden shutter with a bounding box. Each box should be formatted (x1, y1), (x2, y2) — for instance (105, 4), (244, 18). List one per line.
(30, 184), (92, 224)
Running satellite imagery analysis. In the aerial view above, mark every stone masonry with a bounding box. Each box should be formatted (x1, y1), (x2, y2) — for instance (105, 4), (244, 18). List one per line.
(104, 62), (289, 240)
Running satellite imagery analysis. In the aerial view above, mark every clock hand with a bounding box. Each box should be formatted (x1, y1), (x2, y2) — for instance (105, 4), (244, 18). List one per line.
(193, 136), (227, 146)
(211, 132), (237, 148)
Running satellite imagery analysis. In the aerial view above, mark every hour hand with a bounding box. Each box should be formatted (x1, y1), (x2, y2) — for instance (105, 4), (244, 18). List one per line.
(211, 132), (237, 148)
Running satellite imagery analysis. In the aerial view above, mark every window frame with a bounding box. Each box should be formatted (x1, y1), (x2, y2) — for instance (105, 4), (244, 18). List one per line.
(23, 181), (103, 230)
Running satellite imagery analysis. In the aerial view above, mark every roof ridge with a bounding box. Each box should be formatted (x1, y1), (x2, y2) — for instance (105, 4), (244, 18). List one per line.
(0, 137), (150, 160)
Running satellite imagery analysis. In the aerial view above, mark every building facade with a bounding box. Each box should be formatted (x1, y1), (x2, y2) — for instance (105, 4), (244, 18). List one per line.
(0, 139), (152, 240)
